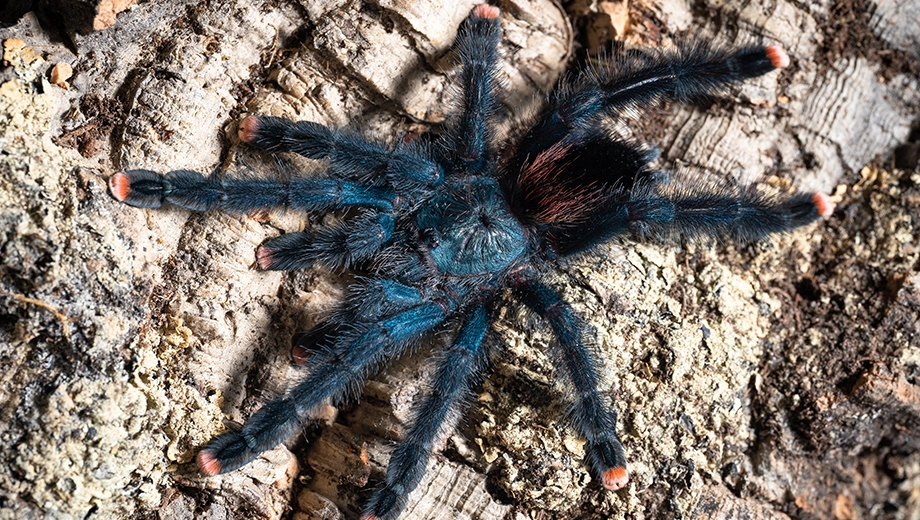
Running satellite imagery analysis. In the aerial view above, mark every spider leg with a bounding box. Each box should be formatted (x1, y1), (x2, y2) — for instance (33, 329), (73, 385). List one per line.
(362, 305), (489, 520)
(238, 116), (443, 189)
(626, 186), (834, 242)
(197, 298), (448, 475)
(506, 43), (797, 256)
(442, 4), (502, 170)
(514, 280), (628, 491)
(109, 168), (395, 212)
(348, 279), (426, 321)
(257, 211), (394, 270)
(293, 277), (428, 364)
(597, 44), (790, 112)
(292, 280), (427, 363)
(527, 43), (791, 149)
(510, 43), (792, 190)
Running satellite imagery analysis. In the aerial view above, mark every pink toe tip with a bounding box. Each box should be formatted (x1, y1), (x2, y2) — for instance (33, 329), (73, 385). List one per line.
(238, 116), (260, 143)
(256, 247), (273, 270)
(473, 4), (500, 19)
(812, 192), (834, 218)
(765, 45), (790, 69)
(109, 173), (130, 201)
(603, 466), (629, 491)
(197, 450), (222, 476)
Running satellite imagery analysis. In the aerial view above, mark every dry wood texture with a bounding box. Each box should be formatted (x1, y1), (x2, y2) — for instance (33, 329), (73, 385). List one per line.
(1, 0), (918, 519)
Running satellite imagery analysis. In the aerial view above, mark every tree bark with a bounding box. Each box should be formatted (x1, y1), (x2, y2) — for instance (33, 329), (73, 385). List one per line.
(1, 0), (918, 519)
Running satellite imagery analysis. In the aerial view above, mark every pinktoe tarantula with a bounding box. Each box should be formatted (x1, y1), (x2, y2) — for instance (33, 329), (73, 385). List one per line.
(109, 4), (833, 519)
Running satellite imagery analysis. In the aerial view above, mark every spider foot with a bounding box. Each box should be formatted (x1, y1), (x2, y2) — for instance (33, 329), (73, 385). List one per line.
(109, 169), (166, 208)
(362, 487), (404, 520)
(586, 437), (629, 491)
(291, 322), (334, 365)
(111, 169), (221, 211)
(237, 115), (324, 155)
(602, 466), (629, 491)
(812, 192), (835, 217)
(765, 45), (790, 68)
(256, 245), (276, 270)
(237, 115), (261, 143)
(196, 430), (255, 476)
(198, 399), (301, 476)
(236, 115), (300, 152)
(255, 234), (314, 271)
(472, 4), (500, 19)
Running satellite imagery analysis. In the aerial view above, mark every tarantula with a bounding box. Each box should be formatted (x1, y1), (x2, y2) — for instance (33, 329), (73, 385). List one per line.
(110, 4), (832, 519)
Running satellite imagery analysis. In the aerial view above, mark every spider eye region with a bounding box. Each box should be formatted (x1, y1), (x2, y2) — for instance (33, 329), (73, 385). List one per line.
(416, 177), (526, 276)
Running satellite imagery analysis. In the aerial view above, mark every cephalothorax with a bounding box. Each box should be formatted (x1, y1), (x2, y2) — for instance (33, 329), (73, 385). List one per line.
(110, 5), (832, 519)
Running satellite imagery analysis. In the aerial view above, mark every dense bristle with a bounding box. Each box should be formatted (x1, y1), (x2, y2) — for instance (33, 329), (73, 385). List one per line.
(765, 45), (790, 68)
(109, 172), (131, 201)
(197, 450), (222, 476)
(509, 134), (650, 255)
(517, 140), (599, 225)
(238, 116), (260, 143)
(812, 192), (834, 217)
(472, 4), (500, 19)
(602, 466), (629, 490)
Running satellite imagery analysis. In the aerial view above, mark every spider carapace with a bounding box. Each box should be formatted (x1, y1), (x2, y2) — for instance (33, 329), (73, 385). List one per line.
(110, 4), (832, 519)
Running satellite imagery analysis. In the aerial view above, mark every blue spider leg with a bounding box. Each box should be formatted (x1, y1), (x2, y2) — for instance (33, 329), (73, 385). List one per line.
(348, 279), (426, 321)
(513, 279), (629, 491)
(257, 212), (394, 270)
(293, 280), (426, 364)
(443, 4), (502, 171)
(362, 305), (489, 520)
(238, 116), (443, 189)
(541, 187), (834, 257)
(588, 45), (786, 120)
(515, 44), (791, 163)
(197, 300), (448, 476)
(109, 168), (395, 212)
(625, 187), (834, 242)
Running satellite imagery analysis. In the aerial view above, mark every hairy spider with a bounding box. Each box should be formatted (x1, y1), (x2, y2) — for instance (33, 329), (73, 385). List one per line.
(109, 4), (833, 519)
